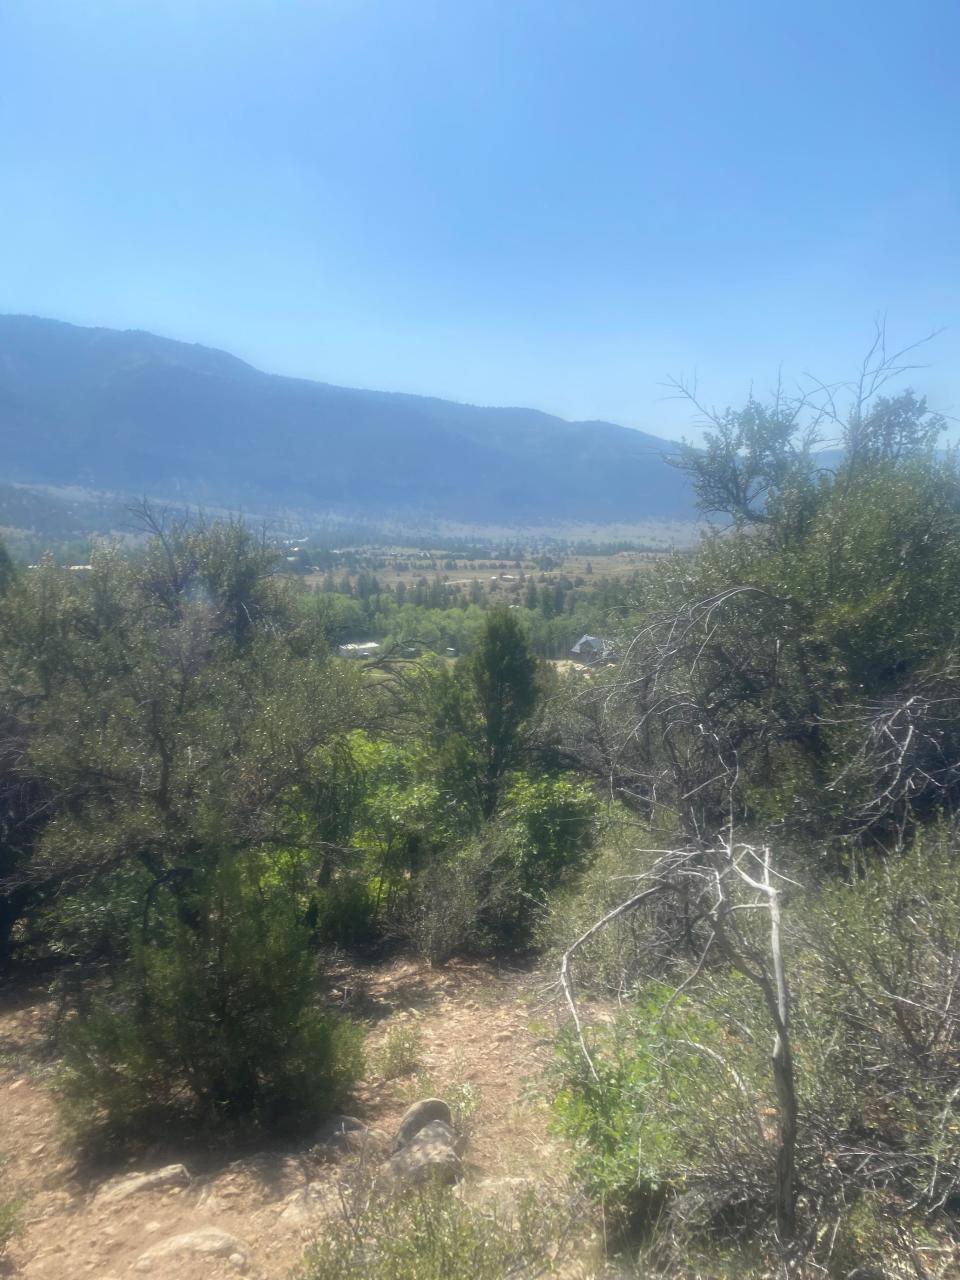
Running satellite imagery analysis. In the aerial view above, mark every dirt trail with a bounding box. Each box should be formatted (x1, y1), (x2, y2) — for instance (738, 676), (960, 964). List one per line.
(0, 958), (573, 1279)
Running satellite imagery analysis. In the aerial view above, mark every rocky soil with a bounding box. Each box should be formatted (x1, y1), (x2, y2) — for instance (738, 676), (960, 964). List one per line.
(0, 958), (582, 1279)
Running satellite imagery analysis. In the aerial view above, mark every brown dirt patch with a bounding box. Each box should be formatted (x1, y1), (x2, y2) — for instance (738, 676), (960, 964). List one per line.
(0, 958), (576, 1279)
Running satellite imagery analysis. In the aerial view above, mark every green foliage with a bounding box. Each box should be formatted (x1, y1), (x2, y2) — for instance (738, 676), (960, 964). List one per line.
(0, 1195), (22, 1258)
(551, 984), (771, 1234)
(375, 1020), (423, 1081)
(299, 1181), (562, 1280)
(550, 836), (960, 1260)
(590, 444), (960, 844)
(59, 854), (363, 1137)
(390, 840), (517, 965)
(0, 1153), (22, 1260)
(536, 832), (663, 994)
(793, 834), (960, 1208)
(307, 875), (377, 948)
(0, 538), (13, 596)
(674, 395), (817, 527)
(456, 607), (540, 817)
(503, 773), (599, 895)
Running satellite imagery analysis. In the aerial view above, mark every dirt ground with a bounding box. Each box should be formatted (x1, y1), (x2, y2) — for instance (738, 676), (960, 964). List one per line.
(0, 958), (585, 1279)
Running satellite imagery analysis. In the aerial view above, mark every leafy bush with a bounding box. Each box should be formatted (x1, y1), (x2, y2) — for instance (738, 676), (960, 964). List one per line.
(375, 1021), (423, 1081)
(307, 875), (377, 949)
(59, 855), (363, 1137)
(299, 1180), (563, 1280)
(503, 773), (599, 895)
(551, 984), (773, 1238)
(537, 834), (664, 995)
(390, 841), (520, 964)
(550, 836), (960, 1266)
(794, 834), (960, 1212)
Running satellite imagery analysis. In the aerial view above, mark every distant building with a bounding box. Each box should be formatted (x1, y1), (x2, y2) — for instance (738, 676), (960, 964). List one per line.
(338, 641), (381, 659)
(570, 634), (617, 662)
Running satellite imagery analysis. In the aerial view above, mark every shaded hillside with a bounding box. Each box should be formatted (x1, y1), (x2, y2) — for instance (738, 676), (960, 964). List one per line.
(0, 316), (691, 522)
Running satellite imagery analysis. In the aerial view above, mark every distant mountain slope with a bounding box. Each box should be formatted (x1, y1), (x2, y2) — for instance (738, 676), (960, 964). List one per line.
(0, 315), (692, 522)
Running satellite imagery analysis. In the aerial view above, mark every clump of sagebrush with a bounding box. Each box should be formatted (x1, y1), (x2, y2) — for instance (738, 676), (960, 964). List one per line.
(0, 1179), (22, 1261)
(299, 1180), (565, 1280)
(390, 830), (543, 965)
(59, 855), (363, 1139)
(0, 1198), (22, 1260)
(536, 834), (667, 997)
(392, 773), (600, 966)
(549, 835), (960, 1272)
(375, 1020), (423, 1081)
(0, 1154), (23, 1259)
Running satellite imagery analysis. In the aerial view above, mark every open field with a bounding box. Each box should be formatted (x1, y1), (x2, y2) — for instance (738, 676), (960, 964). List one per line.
(303, 546), (676, 603)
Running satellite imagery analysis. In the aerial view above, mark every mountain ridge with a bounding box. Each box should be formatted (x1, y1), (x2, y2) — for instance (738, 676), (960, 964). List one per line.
(0, 314), (692, 523)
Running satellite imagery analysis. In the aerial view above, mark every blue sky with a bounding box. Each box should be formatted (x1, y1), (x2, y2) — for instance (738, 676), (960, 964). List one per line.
(2, 0), (958, 440)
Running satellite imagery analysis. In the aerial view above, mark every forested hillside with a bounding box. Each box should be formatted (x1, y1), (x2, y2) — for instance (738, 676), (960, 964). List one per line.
(0, 315), (691, 522)
(2, 365), (960, 1278)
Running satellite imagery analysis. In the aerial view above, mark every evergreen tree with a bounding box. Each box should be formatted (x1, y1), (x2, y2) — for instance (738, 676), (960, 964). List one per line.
(460, 608), (539, 818)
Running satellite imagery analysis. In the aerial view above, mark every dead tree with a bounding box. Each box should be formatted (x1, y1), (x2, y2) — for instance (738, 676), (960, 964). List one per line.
(559, 836), (801, 1255)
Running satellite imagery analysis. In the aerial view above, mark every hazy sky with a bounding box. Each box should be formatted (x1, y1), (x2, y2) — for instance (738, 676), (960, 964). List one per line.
(2, 0), (958, 439)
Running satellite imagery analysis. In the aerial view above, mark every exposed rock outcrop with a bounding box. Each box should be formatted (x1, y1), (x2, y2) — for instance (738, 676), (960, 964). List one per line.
(93, 1164), (190, 1208)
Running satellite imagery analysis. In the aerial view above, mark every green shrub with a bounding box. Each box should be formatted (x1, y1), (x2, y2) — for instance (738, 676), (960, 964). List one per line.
(0, 1196), (22, 1258)
(550, 836), (960, 1261)
(59, 855), (364, 1138)
(551, 983), (773, 1237)
(503, 773), (599, 895)
(375, 1021), (423, 1081)
(299, 1180), (562, 1280)
(391, 841), (520, 964)
(794, 834), (960, 1212)
(537, 837), (663, 995)
(307, 875), (377, 948)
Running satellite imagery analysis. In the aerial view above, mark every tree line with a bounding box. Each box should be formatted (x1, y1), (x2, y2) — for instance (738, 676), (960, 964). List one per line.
(3, 336), (960, 1274)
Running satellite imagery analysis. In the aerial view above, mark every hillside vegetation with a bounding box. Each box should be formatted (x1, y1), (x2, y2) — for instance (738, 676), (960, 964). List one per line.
(0, 315), (692, 522)
(2, 354), (960, 1277)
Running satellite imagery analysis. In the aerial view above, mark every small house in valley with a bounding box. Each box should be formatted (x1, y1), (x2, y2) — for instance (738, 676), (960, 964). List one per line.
(570, 634), (617, 662)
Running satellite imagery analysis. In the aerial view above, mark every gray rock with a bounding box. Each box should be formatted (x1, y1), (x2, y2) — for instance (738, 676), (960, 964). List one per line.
(278, 1181), (339, 1225)
(93, 1163), (190, 1207)
(316, 1114), (366, 1143)
(340, 1126), (391, 1157)
(133, 1227), (248, 1271)
(380, 1121), (462, 1187)
(315, 1115), (390, 1160)
(406, 1118), (464, 1155)
(390, 1098), (454, 1153)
